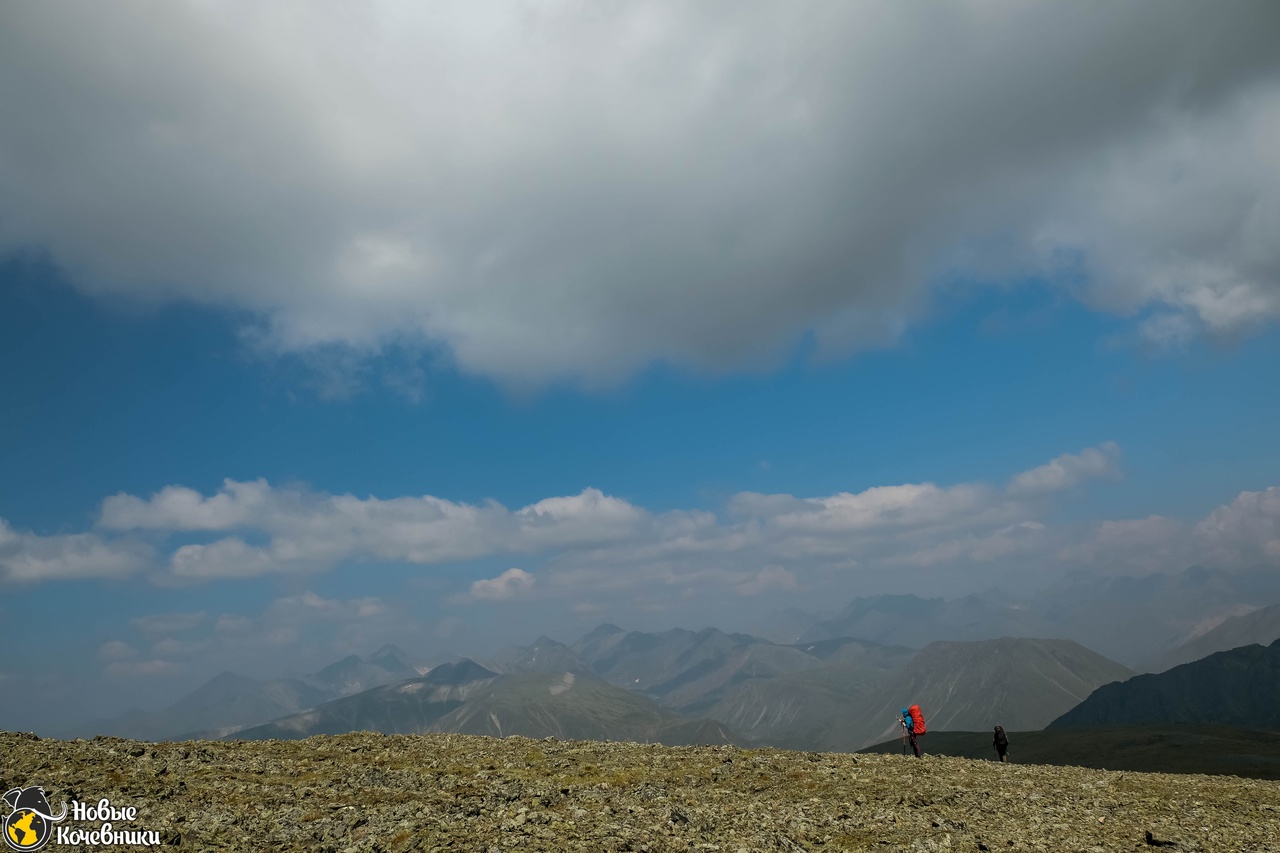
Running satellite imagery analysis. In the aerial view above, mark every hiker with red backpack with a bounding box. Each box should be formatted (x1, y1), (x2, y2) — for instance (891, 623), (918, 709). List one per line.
(900, 704), (927, 757)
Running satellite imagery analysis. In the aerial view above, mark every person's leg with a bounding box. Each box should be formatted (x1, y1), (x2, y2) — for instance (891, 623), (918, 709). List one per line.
(911, 734), (921, 758)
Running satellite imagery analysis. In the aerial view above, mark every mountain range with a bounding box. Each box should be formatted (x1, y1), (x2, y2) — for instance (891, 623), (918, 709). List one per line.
(771, 566), (1280, 668)
(63, 644), (421, 741)
(211, 632), (1127, 753)
(53, 568), (1280, 770)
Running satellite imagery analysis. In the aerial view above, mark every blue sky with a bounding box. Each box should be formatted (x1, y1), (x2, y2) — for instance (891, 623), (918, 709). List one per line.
(2, 1), (1279, 731)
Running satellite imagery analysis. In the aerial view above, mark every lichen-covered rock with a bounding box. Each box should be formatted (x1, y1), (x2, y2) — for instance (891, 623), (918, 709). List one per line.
(2, 730), (1277, 851)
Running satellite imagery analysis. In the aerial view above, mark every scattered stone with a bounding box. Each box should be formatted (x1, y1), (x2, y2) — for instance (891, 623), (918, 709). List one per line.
(1, 730), (1275, 851)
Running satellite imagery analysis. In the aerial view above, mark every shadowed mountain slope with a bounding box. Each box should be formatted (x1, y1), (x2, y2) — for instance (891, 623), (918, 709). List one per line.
(1051, 639), (1280, 731)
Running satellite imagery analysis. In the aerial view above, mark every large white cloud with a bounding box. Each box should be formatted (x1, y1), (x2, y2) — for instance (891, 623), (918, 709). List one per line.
(469, 568), (536, 602)
(100, 481), (660, 580)
(0, 519), (152, 583)
(1194, 487), (1280, 567)
(1, 2), (1277, 388)
(67, 444), (1110, 584)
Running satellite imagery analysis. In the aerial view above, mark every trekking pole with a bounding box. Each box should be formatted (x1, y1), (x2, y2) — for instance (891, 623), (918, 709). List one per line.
(899, 718), (907, 755)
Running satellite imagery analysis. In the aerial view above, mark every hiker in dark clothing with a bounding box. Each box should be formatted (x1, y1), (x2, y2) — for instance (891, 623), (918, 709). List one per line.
(993, 725), (1009, 762)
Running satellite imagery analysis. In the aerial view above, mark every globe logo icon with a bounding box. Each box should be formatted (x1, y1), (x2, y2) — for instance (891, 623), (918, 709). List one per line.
(2, 788), (66, 853)
(4, 809), (49, 851)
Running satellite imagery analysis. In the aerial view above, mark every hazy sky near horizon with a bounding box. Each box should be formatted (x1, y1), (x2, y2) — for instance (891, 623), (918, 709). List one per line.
(2, 0), (1279, 729)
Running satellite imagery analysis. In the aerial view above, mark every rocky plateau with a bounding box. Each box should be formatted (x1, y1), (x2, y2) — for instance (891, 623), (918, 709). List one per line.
(3, 730), (1278, 852)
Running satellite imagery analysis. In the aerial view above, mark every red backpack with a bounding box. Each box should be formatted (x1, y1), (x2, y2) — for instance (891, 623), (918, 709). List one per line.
(908, 704), (927, 735)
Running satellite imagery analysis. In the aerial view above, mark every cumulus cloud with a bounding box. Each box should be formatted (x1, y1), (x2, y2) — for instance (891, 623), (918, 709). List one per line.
(1007, 442), (1121, 497)
(735, 565), (798, 597)
(0, 519), (151, 583)
(101, 481), (654, 581)
(107, 660), (179, 678)
(3, 442), (1125, 589)
(1058, 492), (1280, 575)
(469, 568), (536, 602)
(10, 443), (1280, 614)
(130, 611), (208, 637)
(888, 521), (1051, 569)
(100, 480), (270, 531)
(167, 537), (292, 582)
(96, 640), (137, 663)
(1193, 487), (1280, 567)
(1, 2), (1277, 388)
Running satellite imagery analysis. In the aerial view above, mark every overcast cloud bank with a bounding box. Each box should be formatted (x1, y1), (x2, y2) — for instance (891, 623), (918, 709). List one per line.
(2, 1), (1278, 388)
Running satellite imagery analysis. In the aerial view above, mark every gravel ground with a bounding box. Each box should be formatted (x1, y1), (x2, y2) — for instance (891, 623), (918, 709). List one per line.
(3, 730), (1278, 851)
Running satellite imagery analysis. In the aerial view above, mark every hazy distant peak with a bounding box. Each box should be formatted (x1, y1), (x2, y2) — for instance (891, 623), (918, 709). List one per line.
(579, 624), (625, 643)
(424, 659), (499, 686)
(316, 654), (364, 676)
(369, 644), (415, 672)
(169, 671), (261, 711)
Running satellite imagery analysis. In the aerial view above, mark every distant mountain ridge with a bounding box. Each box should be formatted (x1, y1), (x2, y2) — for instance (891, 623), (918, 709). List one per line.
(484, 636), (592, 675)
(1051, 639), (1280, 731)
(429, 670), (742, 746)
(65, 645), (423, 741)
(1144, 604), (1280, 673)
(799, 593), (1055, 649)
(232, 663), (742, 747)
(1031, 566), (1280, 665)
(822, 637), (1133, 750)
(788, 569), (1280, 668)
(234, 660), (501, 740)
